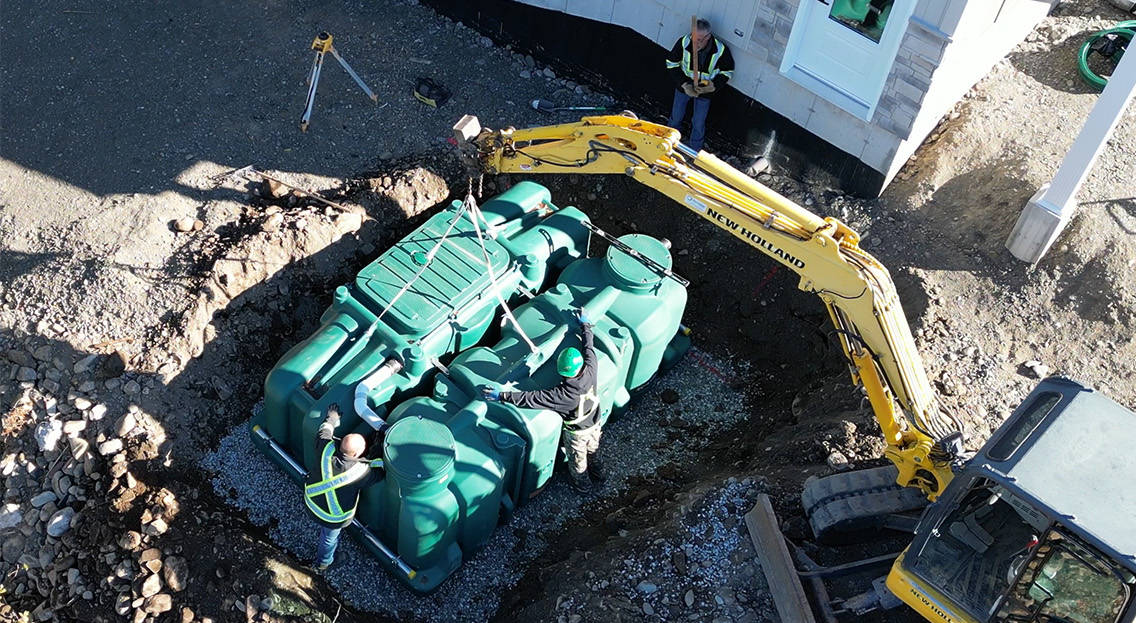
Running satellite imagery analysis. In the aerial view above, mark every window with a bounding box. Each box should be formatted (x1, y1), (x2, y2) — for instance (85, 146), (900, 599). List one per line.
(996, 530), (1133, 623)
(778, 0), (916, 121)
(908, 479), (1042, 618)
(828, 0), (894, 43)
(988, 392), (1061, 461)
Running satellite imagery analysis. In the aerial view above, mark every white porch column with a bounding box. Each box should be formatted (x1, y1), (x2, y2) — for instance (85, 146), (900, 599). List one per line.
(1006, 44), (1136, 263)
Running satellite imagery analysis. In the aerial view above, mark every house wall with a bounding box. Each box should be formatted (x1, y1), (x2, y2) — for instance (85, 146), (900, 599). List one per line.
(885, 0), (1058, 185)
(426, 0), (1052, 195)
(516, 0), (1054, 190)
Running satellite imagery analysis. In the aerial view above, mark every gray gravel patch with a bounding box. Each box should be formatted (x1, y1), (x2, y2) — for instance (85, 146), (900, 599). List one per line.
(555, 479), (776, 623)
(203, 347), (750, 621)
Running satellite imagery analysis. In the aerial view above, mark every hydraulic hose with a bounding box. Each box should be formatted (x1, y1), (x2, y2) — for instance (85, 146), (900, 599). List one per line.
(1078, 21), (1136, 90)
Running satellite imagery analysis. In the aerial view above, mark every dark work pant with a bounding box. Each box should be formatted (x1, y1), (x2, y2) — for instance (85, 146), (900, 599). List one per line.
(667, 88), (711, 151)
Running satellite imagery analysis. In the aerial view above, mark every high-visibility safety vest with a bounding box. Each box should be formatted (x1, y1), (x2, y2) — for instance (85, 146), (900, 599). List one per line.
(304, 442), (382, 524)
(562, 386), (599, 430)
(666, 35), (734, 83)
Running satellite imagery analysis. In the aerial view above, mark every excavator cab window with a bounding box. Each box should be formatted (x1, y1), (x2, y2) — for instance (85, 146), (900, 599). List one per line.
(995, 529), (1133, 623)
(907, 478), (1048, 619)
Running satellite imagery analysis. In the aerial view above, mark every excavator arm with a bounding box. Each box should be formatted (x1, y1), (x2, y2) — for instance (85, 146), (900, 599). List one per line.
(453, 113), (963, 499)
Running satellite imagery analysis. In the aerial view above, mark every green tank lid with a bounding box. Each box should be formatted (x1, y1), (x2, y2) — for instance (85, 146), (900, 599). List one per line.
(604, 234), (672, 292)
(384, 416), (456, 483)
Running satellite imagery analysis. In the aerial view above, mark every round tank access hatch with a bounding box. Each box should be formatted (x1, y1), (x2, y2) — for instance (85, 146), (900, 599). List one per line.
(384, 416), (456, 483)
(604, 234), (672, 292)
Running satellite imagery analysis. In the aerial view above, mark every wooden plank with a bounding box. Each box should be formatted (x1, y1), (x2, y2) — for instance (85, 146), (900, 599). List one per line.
(745, 494), (817, 623)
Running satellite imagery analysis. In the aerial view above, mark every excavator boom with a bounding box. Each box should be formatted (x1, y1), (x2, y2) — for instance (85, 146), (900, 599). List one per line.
(453, 113), (962, 498)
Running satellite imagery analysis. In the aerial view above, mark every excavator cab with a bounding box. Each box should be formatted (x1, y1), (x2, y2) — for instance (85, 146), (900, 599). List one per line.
(753, 377), (1136, 623)
(888, 377), (1136, 622)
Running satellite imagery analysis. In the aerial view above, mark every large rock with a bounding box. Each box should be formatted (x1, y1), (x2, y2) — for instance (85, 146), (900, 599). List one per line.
(35, 419), (63, 452)
(32, 345), (53, 362)
(143, 517), (168, 536)
(30, 491), (57, 508)
(144, 593), (173, 615)
(5, 349), (33, 367)
(140, 572), (161, 597)
(98, 438), (124, 456)
(116, 412), (137, 437)
(46, 507), (75, 537)
(2, 533), (26, 563)
(73, 354), (98, 374)
(62, 419), (86, 436)
(0, 504), (22, 531)
(118, 531), (143, 551)
(163, 556), (188, 592)
(68, 437), (89, 460)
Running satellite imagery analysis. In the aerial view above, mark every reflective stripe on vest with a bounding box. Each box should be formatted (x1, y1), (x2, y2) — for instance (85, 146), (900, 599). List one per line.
(563, 386), (599, 428)
(678, 35), (728, 81)
(304, 442), (376, 523)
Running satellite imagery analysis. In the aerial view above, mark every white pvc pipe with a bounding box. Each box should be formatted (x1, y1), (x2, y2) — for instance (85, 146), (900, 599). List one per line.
(354, 359), (403, 430)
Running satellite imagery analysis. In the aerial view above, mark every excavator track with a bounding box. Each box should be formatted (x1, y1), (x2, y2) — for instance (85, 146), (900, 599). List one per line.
(803, 466), (929, 541)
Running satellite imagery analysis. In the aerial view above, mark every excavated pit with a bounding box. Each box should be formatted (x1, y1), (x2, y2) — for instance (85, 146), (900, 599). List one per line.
(186, 163), (900, 622)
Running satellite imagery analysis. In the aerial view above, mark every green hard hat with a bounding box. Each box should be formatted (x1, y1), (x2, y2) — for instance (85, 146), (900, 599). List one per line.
(556, 347), (584, 377)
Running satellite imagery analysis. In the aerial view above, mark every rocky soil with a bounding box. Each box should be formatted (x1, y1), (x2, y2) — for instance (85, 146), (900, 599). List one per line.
(3, 0), (1135, 622)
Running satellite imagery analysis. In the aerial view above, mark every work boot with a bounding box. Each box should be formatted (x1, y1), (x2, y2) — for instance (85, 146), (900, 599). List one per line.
(567, 469), (593, 493)
(587, 455), (607, 483)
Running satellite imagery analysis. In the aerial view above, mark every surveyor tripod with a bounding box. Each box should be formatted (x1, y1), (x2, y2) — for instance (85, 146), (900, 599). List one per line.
(300, 32), (377, 131)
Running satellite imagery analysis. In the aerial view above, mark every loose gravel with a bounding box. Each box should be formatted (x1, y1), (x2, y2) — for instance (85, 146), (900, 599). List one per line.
(203, 347), (750, 621)
(558, 479), (776, 623)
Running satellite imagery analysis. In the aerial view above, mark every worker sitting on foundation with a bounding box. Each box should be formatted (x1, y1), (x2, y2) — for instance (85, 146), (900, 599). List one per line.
(304, 404), (385, 570)
(482, 310), (603, 493)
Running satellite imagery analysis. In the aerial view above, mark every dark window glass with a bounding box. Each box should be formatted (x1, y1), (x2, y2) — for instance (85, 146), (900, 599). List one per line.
(828, 0), (895, 43)
(908, 479), (1041, 618)
(988, 392), (1062, 461)
(996, 529), (1133, 623)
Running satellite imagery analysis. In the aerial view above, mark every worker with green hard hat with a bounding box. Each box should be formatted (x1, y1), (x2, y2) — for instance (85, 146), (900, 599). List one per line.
(482, 310), (603, 492)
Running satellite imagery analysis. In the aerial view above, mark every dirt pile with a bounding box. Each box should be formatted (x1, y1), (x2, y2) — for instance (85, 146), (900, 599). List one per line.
(0, 161), (457, 622)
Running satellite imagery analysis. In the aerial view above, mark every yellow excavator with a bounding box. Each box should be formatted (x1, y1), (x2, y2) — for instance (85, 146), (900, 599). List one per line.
(452, 114), (1136, 623)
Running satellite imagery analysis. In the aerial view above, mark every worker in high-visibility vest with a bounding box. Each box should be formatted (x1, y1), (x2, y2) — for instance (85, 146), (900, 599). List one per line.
(482, 310), (602, 493)
(665, 18), (735, 152)
(304, 404), (384, 570)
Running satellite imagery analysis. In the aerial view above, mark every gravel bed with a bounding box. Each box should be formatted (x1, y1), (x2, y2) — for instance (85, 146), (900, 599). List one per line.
(556, 479), (775, 623)
(203, 347), (749, 621)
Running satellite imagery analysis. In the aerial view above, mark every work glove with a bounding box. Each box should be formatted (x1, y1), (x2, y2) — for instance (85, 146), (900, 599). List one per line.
(481, 386), (501, 402)
(695, 81), (716, 95)
(681, 82), (698, 97)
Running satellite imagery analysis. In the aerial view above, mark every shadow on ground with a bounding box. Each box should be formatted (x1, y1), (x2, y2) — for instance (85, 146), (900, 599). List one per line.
(0, 1), (390, 200)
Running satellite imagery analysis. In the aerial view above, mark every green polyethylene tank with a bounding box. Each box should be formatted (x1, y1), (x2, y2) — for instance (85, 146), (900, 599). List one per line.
(359, 232), (690, 592)
(383, 416), (460, 569)
(559, 233), (688, 390)
(251, 182), (590, 476)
